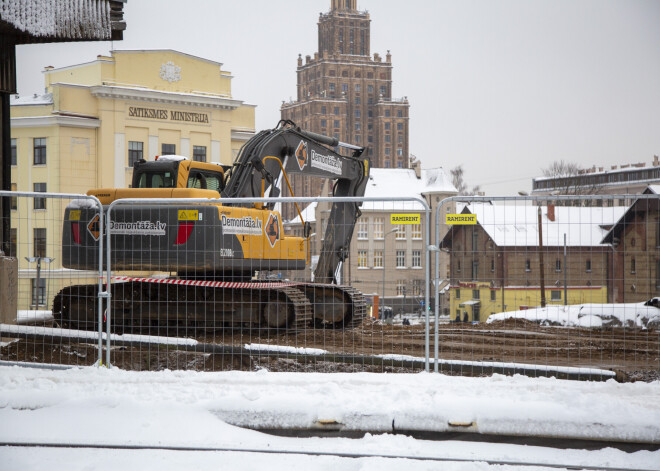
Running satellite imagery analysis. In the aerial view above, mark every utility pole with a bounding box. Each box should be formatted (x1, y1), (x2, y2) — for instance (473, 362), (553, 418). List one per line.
(538, 207), (546, 308)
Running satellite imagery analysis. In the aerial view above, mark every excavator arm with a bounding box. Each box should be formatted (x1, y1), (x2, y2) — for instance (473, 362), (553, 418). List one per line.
(222, 120), (370, 284)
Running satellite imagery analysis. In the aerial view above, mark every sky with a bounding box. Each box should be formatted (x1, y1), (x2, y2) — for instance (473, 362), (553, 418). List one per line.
(14, 0), (660, 195)
(1, 365), (659, 470)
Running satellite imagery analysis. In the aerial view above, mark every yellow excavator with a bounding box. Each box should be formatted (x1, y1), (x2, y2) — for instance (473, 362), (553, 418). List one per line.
(54, 121), (370, 332)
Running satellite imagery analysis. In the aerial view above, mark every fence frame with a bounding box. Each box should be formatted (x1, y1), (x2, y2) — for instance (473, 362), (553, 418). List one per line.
(0, 190), (105, 364)
(105, 195), (432, 369)
(433, 192), (660, 373)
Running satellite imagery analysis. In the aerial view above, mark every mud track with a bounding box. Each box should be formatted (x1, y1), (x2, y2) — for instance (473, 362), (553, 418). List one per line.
(2, 318), (658, 381)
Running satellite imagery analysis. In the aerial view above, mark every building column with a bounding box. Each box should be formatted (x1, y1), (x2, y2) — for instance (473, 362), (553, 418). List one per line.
(114, 133), (125, 188)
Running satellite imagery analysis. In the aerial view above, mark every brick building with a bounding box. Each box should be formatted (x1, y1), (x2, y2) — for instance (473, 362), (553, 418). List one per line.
(602, 186), (660, 303)
(280, 0), (409, 218)
(441, 204), (626, 322)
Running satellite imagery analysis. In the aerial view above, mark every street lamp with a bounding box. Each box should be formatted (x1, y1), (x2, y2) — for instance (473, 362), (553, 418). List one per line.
(25, 256), (54, 308)
(381, 228), (397, 319)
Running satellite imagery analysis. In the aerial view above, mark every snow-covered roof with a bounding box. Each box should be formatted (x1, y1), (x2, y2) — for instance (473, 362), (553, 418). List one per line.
(10, 93), (53, 106)
(360, 167), (457, 211)
(454, 204), (626, 247)
(285, 202), (317, 225)
(645, 185), (660, 194)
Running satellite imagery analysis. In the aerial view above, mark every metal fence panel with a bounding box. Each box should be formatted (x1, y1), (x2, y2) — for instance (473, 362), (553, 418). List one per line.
(434, 194), (660, 381)
(0, 191), (104, 367)
(97, 196), (432, 372)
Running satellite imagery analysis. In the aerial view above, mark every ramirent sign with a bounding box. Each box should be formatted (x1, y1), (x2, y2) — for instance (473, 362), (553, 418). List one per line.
(446, 214), (477, 225)
(391, 214), (420, 224)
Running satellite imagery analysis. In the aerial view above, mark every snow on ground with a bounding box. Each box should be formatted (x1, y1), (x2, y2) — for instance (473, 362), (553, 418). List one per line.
(487, 300), (660, 328)
(0, 365), (659, 470)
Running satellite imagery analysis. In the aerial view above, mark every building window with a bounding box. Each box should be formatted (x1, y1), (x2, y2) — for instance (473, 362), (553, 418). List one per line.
(413, 279), (423, 296)
(395, 224), (405, 239)
(355, 109), (361, 118)
(656, 260), (660, 289)
(396, 250), (405, 268)
(411, 224), (422, 239)
(455, 288), (460, 299)
(9, 228), (17, 257)
(412, 250), (421, 268)
(491, 259), (495, 272)
(329, 83), (335, 92)
(385, 109), (391, 117)
(525, 259), (531, 272)
(321, 106), (327, 114)
(472, 229), (478, 251)
(33, 228), (46, 258)
(161, 143), (176, 155)
(472, 289), (480, 299)
(398, 110), (403, 117)
(355, 122), (361, 131)
(10, 183), (17, 210)
(373, 250), (383, 268)
(384, 122), (391, 130)
(31, 278), (46, 307)
(373, 217), (384, 239)
(128, 141), (143, 166)
(357, 250), (368, 268)
(342, 83), (348, 92)
(321, 119), (327, 128)
(555, 259), (561, 272)
(457, 260), (461, 272)
(551, 290), (562, 301)
(192, 146), (207, 162)
(586, 259), (592, 272)
(385, 135), (391, 143)
(380, 85), (386, 95)
(396, 280), (406, 296)
(490, 290), (496, 301)
(334, 120), (340, 128)
(384, 148), (391, 156)
(357, 219), (368, 239)
(397, 122), (403, 130)
(631, 257), (636, 274)
(11, 138), (17, 166)
(33, 138), (46, 165)
(471, 260), (478, 280)
(355, 96), (361, 105)
(33, 183), (46, 210)
(334, 107), (339, 115)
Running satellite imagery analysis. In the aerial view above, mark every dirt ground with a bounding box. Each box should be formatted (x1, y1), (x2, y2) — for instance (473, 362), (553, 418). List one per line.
(2, 318), (658, 382)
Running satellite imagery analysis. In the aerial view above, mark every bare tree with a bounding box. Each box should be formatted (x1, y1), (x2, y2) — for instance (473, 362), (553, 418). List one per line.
(540, 160), (602, 197)
(451, 165), (481, 196)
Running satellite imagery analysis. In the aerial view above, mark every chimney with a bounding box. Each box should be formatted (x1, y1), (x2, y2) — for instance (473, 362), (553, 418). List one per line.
(547, 204), (555, 222)
(654, 155), (659, 167)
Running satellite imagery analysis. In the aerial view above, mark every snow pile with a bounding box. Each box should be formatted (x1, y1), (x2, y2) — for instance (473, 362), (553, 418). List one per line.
(487, 300), (660, 328)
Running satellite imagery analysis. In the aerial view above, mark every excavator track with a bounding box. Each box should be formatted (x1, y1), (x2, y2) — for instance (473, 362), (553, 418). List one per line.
(52, 279), (369, 334)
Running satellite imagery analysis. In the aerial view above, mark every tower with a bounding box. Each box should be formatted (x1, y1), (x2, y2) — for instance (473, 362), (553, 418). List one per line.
(281, 1), (410, 216)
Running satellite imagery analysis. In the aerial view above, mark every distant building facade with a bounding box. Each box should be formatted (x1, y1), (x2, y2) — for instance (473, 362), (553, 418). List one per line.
(9, 50), (255, 309)
(532, 156), (660, 206)
(280, 0), (410, 218)
(441, 204), (627, 322)
(602, 186), (660, 303)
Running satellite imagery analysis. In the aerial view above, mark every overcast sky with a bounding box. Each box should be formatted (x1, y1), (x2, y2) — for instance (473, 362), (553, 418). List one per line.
(15, 0), (660, 195)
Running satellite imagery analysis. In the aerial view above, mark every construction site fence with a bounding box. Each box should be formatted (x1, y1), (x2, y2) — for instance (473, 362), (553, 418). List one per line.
(1, 191), (658, 381)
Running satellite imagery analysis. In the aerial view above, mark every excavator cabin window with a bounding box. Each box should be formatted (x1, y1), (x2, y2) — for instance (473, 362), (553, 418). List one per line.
(136, 171), (176, 189)
(187, 170), (224, 192)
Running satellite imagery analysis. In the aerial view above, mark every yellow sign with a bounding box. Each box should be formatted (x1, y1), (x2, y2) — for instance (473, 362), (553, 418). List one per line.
(69, 210), (81, 221)
(178, 210), (199, 221)
(391, 214), (420, 225)
(446, 214), (477, 225)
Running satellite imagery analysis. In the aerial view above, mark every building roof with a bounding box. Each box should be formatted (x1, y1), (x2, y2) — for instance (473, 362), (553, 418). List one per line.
(360, 167), (457, 211)
(445, 203), (626, 248)
(601, 186), (660, 244)
(10, 93), (53, 106)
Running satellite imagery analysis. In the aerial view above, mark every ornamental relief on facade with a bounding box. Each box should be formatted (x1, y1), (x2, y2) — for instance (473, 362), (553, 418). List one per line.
(159, 61), (181, 83)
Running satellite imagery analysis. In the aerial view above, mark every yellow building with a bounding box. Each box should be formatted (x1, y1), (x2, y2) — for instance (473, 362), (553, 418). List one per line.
(451, 282), (608, 323)
(10, 50), (255, 310)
